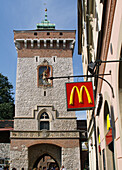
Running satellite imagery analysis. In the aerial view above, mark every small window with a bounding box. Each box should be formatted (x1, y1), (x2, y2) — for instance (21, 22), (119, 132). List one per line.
(40, 121), (49, 130)
(60, 32), (63, 35)
(46, 40), (50, 48)
(36, 56), (38, 62)
(40, 112), (49, 119)
(40, 112), (50, 130)
(59, 40), (63, 48)
(34, 40), (37, 48)
(44, 91), (46, 96)
(34, 32), (37, 36)
(47, 32), (50, 35)
(110, 43), (113, 55)
(52, 56), (57, 63)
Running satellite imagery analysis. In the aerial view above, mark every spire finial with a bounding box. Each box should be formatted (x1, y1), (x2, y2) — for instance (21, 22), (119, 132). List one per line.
(36, 8), (55, 30)
(45, 8), (47, 21)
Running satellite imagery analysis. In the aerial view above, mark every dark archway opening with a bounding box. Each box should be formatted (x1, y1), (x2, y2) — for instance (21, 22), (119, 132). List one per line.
(104, 101), (114, 170)
(33, 153), (59, 170)
(97, 127), (102, 170)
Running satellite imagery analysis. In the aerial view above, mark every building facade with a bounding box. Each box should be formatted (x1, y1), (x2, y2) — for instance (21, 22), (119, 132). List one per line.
(78, 0), (122, 169)
(10, 10), (81, 170)
(0, 120), (13, 169)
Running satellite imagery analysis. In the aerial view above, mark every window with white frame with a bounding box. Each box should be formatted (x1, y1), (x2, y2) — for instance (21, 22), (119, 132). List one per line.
(39, 112), (50, 130)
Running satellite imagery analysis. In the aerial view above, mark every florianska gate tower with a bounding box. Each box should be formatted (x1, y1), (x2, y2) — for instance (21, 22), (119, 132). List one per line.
(10, 9), (81, 169)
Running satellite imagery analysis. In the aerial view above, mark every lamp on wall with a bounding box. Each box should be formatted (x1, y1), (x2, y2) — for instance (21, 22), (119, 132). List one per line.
(88, 61), (97, 74)
(88, 59), (122, 75)
(96, 93), (103, 116)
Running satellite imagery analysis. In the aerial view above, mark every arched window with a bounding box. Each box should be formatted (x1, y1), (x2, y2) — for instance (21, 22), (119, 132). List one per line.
(104, 101), (111, 135)
(40, 112), (50, 130)
(104, 101), (114, 170)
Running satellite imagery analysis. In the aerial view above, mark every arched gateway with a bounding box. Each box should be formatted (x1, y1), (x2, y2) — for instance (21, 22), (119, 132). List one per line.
(10, 9), (81, 170)
(28, 144), (61, 169)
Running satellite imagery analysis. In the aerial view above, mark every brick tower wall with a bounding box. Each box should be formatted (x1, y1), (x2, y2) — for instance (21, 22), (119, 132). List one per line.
(14, 30), (77, 131)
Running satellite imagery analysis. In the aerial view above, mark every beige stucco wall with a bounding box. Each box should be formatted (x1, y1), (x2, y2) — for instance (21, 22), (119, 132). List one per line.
(97, 0), (122, 169)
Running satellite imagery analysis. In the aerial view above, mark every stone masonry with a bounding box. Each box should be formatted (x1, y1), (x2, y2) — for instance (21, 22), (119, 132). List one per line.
(10, 24), (81, 169)
(0, 143), (10, 159)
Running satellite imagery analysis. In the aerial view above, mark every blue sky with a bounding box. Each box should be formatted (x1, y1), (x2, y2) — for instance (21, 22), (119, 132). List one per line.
(0, 0), (86, 119)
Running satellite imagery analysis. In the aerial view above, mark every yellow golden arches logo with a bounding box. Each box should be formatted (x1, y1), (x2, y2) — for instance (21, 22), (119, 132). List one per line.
(69, 85), (93, 105)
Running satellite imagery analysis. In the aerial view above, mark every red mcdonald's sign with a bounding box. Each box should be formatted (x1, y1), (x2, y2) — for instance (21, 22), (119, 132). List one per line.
(65, 82), (95, 111)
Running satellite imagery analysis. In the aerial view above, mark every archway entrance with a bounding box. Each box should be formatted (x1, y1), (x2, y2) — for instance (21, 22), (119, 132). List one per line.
(104, 101), (114, 170)
(33, 153), (59, 169)
(28, 144), (61, 169)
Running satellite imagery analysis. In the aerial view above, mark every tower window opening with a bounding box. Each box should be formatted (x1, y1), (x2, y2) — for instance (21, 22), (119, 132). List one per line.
(59, 40), (63, 48)
(39, 112), (50, 130)
(47, 40), (50, 48)
(34, 32), (37, 36)
(44, 91), (46, 96)
(53, 40), (57, 48)
(36, 57), (38, 62)
(47, 32), (50, 35)
(60, 32), (63, 35)
(34, 40), (37, 48)
(110, 43), (113, 55)
(40, 112), (49, 119)
(53, 57), (55, 62)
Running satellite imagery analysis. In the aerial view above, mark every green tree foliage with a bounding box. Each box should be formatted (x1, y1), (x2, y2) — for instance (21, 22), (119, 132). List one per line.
(0, 73), (15, 119)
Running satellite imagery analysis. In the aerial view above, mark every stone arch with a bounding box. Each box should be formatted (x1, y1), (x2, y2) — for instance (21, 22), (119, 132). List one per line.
(33, 153), (59, 169)
(104, 100), (114, 170)
(37, 108), (53, 120)
(28, 143), (61, 169)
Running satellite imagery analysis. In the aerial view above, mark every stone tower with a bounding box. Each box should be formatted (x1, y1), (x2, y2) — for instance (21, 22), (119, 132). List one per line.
(10, 9), (81, 170)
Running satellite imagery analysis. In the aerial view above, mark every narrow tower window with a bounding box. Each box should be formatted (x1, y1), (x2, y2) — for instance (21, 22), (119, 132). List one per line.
(34, 32), (37, 36)
(110, 43), (113, 55)
(44, 91), (46, 96)
(40, 112), (50, 130)
(60, 32), (63, 35)
(36, 56), (38, 62)
(52, 56), (57, 63)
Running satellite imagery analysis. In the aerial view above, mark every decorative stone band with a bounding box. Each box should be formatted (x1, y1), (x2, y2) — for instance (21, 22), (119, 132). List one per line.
(10, 130), (81, 139)
(14, 38), (75, 50)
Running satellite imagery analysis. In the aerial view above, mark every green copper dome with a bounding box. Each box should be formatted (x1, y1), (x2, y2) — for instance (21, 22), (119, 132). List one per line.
(37, 9), (55, 30)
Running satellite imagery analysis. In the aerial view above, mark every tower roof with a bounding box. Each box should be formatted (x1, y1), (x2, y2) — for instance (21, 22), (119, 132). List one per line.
(36, 9), (55, 30)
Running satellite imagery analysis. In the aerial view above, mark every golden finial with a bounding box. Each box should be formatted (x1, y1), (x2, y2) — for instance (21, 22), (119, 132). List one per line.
(45, 8), (47, 12)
